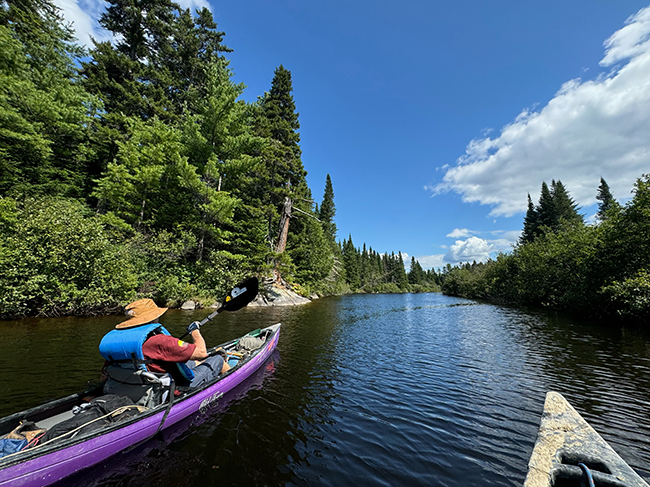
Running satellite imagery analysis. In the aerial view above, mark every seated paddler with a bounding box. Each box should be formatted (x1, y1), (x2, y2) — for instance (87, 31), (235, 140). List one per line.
(99, 299), (230, 402)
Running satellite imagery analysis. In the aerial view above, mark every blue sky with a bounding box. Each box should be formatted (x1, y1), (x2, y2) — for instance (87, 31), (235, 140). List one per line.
(58, 0), (650, 269)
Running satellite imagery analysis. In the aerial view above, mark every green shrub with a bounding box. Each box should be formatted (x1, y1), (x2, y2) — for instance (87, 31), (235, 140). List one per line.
(600, 270), (650, 322)
(0, 197), (137, 318)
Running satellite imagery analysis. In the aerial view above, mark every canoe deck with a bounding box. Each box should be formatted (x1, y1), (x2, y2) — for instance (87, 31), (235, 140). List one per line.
(525, 391), (648, 487)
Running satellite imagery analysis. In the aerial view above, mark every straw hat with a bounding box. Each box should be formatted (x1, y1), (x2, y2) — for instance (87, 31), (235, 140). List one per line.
(116, 299), (167, 329)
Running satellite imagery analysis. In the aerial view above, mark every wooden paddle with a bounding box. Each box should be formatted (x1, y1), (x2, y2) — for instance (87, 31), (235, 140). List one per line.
(179, 277), (259, 339)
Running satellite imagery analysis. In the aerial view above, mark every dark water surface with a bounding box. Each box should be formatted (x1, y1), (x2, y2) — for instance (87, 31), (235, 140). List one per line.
(2, 293), (650, 486)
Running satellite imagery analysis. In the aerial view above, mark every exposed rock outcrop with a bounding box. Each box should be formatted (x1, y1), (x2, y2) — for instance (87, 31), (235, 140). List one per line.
(180, 300), (198, 310)
(248, 280), (311, 307)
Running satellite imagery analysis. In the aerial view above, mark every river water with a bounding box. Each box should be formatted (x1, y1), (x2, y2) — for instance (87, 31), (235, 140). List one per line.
(1, 293), (649, 486)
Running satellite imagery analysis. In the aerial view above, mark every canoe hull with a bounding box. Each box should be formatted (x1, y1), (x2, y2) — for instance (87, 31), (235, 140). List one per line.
(0, 323), (281, 487)
(524, 391), (648, 487)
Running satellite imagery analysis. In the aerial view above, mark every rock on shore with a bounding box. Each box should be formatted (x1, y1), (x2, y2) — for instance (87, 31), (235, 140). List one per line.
(248, 281), (311, 307)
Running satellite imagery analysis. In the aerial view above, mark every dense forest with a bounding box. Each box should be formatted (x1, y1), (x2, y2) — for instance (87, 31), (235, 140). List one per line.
(440, 176), (650, 324)
(0, 0), (436, 319)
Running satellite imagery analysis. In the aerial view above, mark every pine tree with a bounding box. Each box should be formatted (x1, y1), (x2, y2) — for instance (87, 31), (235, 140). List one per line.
(253, 65), (309, 259)
(342, 235), (360, 289)
(536, 181), (555, 231)
(551, 179), (583, 228)
(0, 0), (97, 197)
(396, 252), (409, 288)
(319, 174), (337, 244)
(253, 66), (307, 220)
(408, 257), (426, 285)
(82, 2), (232, 178)
(288, 212), (333, 284)
(522, 180), (584, 244)
(520, 194), (538, 244)
(257, 65), (301, 159)
(596, 177), (620, 221)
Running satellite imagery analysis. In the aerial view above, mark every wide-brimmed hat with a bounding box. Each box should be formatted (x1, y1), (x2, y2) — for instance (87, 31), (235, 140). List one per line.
(116, 299), (167, 329)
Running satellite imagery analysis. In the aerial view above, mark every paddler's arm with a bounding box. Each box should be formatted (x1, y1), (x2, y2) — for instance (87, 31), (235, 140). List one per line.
(188, 329), (208, 361)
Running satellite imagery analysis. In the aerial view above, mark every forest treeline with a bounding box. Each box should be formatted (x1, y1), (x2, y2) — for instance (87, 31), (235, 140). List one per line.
(440, 177), (650, 324)
(0, 0), (434, 319)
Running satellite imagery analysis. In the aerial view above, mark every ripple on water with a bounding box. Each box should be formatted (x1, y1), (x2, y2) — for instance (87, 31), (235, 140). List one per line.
(2, 294), (650, 486)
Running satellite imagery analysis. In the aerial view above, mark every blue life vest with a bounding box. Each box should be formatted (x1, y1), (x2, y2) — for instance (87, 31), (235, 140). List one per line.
(99, 323), (194, 384)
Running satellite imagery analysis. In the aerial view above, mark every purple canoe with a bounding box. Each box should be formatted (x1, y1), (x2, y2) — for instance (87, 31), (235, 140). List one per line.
(0, 323), (281, 487)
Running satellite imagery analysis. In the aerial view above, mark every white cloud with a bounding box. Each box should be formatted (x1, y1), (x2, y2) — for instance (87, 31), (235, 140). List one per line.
(601, 7), (650, 66)
(446, 228), (473, 238)
(486, 230), (520, 252)
(415, 254), (447, 270)
(413, 229), (519, 269)
(427, 5), (650, 217)
(53, 0), (210, 47)
(445, 236), (494, 263)
(53, 0), (110, 46)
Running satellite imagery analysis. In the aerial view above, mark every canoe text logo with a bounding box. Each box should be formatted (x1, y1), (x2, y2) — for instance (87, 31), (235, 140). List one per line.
(200, 392), (223, 414)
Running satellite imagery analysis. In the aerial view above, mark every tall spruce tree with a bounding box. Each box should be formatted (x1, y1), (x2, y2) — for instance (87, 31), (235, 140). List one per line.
(396, 252), (409, 288)
(596, 177), (620, 221)
(536, 181), (555, 231)
(550, 179), (583, 228)
(520, 194), (539, 244)
(342, 235), (360, 289)
(319, 174), (337, 244)
(408, 257), (426, 285)
(522, 180), (584, 244)
(253, 65), (310, 262)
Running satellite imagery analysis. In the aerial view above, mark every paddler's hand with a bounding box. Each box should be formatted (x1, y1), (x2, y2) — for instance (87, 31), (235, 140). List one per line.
(186, 321), (201, 335)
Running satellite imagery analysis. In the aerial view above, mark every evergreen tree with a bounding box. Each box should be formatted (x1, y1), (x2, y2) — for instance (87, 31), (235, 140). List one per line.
(254, 65), (306, 204)
(288, 211), (333, 284)
(342, 235), (360, 289)
(0, 0), (97, 197)
(596, 177), (620, 221)
(396, 252), (409, 288)
(319, 174), (337, 244)
(408, 257), (426, 285)
(520, 194), (538, 244)
(536, 181), (555, 231)
(524, 180), (583, 243)
(82, 2), (231, 177)
(550, 179), (583, 227)
(253, 65), (308, 256)
(256, 65), (301, 159)
(83, 0), (178, 120)
(155, 7), (231, 115)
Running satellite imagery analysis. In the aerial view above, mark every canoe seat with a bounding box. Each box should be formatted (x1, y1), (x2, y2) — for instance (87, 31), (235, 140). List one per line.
(35, 410), (75, 431)
(103, 366), (170, 408)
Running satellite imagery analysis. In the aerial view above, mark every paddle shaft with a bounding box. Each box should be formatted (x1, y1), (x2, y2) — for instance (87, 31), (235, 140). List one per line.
(178, 277), (259, 341)
(179, 306), (224, 340)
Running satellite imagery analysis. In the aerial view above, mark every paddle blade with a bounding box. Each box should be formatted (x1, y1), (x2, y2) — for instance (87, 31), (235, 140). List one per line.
(221, 277), (259, 311)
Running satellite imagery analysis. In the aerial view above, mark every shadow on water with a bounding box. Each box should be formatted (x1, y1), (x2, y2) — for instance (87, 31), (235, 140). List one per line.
(2, 293), (650, 485)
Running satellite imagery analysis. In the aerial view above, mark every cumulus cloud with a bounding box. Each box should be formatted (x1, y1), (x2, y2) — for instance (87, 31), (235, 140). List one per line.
(427, 5), (650, 217)
(444, 236), (493, 263)
(53, 0), (210, 47)
(413, 229), (520, 269)
(415, 254), (447, 270)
